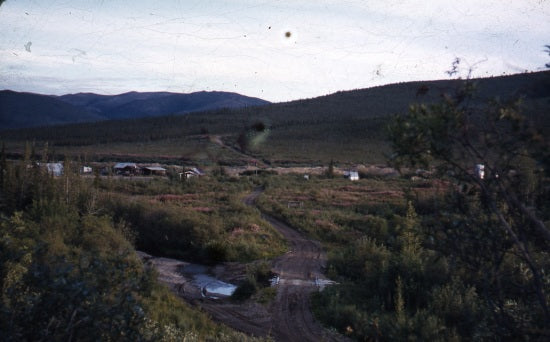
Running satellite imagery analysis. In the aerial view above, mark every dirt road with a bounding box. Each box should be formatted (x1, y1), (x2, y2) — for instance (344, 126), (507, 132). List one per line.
(264, 214), (336, 341)
(245, 188), (342, 341)
(146, 188), (346, 341)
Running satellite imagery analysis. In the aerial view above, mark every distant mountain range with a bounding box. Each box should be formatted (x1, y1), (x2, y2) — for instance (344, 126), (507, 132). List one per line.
(0, 90), (270, 130)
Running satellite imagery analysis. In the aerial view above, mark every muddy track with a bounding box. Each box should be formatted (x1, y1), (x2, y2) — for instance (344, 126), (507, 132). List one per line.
(147, 188), (346, 341)
(267, 221), (332, 342)
(242, 189), (344, 341)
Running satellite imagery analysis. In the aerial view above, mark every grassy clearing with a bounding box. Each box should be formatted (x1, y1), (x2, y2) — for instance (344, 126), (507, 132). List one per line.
(99, 174), (287, 263)
(7, 135), (248, 165)
(256, 174), (424, 244)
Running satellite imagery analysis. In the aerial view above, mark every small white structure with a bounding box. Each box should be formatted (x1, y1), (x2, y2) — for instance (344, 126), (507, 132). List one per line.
(475, 164), (485, 180)
(182, 167), (205, 179)
(81, 166), (92, 174)
(344, 170), (359, 181)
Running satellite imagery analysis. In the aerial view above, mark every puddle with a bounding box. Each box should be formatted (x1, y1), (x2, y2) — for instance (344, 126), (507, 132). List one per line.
(270, 275), (336, 290)
(315, 278), (336, 291)
(194, 274), (237, 296)
(181, 264), (237, 297)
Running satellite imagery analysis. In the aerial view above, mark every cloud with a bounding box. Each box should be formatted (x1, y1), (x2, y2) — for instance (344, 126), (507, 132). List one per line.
(1, 0), (548, 101)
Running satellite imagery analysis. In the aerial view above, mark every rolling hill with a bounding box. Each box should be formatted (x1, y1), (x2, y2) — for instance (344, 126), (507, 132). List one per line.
(2, 71), (549, 165)
(57, 91), (270, 120)
(0, 90), (104, 130)
(0, 90), (270, 130)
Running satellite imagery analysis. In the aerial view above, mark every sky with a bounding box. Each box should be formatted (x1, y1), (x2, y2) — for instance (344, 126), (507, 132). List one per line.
(0, 0), (548, 102)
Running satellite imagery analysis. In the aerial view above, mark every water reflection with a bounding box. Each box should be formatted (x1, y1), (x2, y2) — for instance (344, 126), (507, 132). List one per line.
(182, 264), (237, 297)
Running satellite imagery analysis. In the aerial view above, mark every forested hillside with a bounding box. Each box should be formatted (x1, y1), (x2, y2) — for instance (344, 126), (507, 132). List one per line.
(0, 90), (104, 130)
(58, 90), (270, 120)
(2, 71), (548, 164)
(255, 80), (550, 339)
